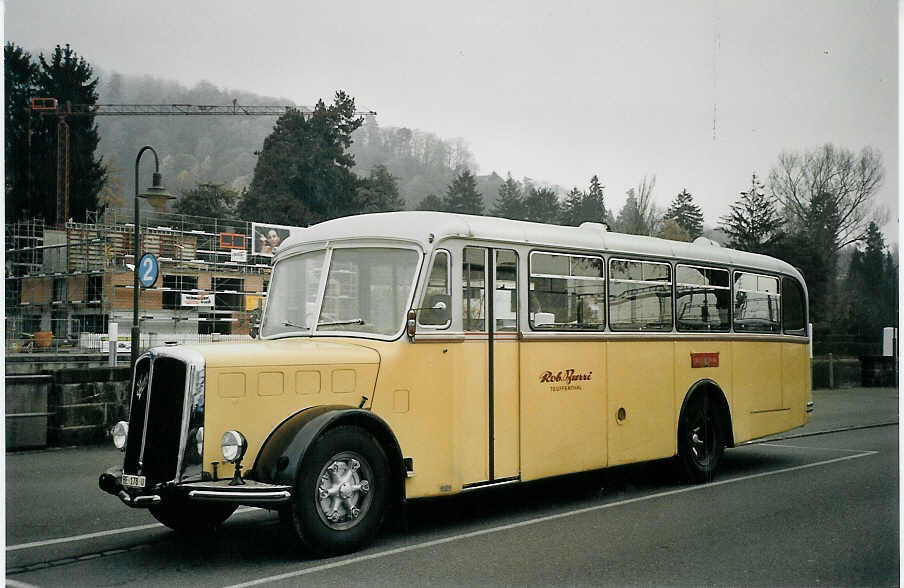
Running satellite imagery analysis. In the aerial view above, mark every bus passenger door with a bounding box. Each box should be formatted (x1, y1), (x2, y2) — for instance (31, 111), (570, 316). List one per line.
(458, 246), (520, 486)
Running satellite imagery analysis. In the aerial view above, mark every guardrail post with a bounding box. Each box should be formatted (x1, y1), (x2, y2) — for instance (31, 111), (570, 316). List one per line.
(108, 321), (118, 367)
(828, 352), (835, 389)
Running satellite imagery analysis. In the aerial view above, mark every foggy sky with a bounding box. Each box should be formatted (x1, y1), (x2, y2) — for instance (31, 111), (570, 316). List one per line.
(4, 0), (898, 238)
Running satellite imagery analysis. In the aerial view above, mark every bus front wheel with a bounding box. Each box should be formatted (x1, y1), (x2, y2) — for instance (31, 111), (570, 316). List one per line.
(676, 394), (724, 484)
(286, 425), (389, 556)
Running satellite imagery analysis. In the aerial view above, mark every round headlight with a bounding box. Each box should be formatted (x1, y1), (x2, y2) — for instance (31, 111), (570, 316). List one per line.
(112, 421), (128, 451)
(221, 430), (247, 463)
(195, 427), (204, 458)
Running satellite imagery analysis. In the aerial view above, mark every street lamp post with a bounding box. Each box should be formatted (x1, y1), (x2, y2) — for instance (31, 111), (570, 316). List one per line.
(132, 146), (175, 369)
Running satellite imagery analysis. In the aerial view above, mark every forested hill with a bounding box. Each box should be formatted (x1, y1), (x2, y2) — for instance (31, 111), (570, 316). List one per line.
(95, 72), (504, 211)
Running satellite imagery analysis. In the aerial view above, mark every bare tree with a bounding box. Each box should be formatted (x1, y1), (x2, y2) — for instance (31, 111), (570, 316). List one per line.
(768, 144), (885, 250)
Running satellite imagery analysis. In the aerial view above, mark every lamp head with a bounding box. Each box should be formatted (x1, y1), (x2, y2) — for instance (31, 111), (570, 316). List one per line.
(139, 172), (176, 211)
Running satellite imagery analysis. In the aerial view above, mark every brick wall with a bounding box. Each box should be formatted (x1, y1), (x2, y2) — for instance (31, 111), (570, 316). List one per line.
(21, 277), (51, 305)
(110, 271), (164, 310)
(67, 276), (86, 302)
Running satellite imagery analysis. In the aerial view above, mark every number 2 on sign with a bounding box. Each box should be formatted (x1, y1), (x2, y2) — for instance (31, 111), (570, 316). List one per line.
(142, 257), (153, 282)
(138, 253), (158, 287)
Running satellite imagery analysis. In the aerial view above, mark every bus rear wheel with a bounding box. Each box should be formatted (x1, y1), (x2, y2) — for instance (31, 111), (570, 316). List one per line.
(676, 393), (724, 483)
(285, 425), (389, 556)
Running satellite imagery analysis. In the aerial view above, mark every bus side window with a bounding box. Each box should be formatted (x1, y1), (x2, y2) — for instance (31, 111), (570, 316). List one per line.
(733, 271), (780, 333)
(608, 259), (672, 331)
(528, 252), (605, 330)
(675, 265), (730, 332)
(419, 250), (451, 327)
(495, 250), (518, 332)
(462, 247), (486, 332)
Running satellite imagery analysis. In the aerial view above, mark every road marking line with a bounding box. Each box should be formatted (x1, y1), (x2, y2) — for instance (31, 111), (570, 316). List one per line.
(760, 443), (875, 453)
(223, 450), (879, 588)
(6, 507), (259, 552)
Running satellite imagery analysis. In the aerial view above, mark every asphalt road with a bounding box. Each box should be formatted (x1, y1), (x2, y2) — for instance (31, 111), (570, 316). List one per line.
(6, 387), (899, 587)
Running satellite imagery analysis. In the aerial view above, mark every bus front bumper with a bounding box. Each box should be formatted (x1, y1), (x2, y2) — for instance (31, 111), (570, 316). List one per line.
(99, 466), (292, 508)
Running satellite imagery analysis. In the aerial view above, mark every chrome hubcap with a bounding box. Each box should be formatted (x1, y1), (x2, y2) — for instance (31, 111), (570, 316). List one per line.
(315, 451), (373, 530)
(690, 426), (706, 460)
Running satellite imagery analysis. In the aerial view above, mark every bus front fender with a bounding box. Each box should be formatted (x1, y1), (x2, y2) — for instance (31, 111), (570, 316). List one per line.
(251, 405), (406, 499)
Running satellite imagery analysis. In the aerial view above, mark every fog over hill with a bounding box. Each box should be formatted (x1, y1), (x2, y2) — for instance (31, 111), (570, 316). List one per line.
(96, 72), (529, 214)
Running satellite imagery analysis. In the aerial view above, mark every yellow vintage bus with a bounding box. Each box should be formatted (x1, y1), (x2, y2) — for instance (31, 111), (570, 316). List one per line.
(100, 211), (812, 555)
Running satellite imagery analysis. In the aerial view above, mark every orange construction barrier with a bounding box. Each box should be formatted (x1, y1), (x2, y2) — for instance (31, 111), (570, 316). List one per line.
(34, 331), (52, 349)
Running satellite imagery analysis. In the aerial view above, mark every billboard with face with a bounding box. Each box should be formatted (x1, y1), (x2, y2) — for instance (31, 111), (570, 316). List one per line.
(252, 223), (294, 257)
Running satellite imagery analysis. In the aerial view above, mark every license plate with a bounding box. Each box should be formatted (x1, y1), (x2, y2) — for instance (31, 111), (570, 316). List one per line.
(122, 474), (146, 488)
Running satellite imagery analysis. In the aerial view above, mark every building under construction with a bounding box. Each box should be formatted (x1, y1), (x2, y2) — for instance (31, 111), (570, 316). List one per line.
(5, 208), (277, 353)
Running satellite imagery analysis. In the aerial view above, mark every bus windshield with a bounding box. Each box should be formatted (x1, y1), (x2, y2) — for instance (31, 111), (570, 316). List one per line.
(261, 247), (420, 338)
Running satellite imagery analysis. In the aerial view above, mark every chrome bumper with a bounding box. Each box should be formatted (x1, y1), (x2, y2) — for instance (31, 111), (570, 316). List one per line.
(184, 479), (292, 504)
(99, 467), (292, 507)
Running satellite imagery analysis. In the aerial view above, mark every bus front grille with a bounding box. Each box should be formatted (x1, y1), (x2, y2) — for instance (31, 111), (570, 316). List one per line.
(123, 356), (187, 487)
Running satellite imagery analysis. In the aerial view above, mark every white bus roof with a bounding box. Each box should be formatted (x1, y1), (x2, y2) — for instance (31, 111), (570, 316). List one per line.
(277, 211), (803, 280)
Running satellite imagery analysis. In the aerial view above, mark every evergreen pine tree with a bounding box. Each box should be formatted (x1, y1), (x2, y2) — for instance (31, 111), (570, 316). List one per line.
(356, 164), (405, 213)
(523, 186), (560, 223)
(614, 190), (645, 234)
(663, 188), (704, 240)
(560, 175), (608, 226)
(31, 44), (107, 223)
(719, 173), (784, 254)
(837, 222), (898, 350)
(491, 174), (525, 220)
(442, 168), (484, 215)
(416, 193), (444, 211)
(237, 91), (364, 225)
(5, 43), (39, 222)
(174, 183), (238, 219)
(585, 175), (608, 224)
(560, 187), (586, 225)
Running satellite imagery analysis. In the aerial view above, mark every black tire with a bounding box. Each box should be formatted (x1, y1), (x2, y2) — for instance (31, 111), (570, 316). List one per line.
(285, 425), (389, 556)
(149, 497), (237, 533)
(676, 393), (724, 484)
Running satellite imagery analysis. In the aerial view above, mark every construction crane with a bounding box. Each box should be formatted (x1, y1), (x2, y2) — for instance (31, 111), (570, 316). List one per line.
(29, 98), (377, 227)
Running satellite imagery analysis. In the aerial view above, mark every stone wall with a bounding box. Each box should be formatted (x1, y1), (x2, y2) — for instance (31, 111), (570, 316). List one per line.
(6, 357), (131, 449)
(49, 366), (131, 446)
(6, 375), (53, 449)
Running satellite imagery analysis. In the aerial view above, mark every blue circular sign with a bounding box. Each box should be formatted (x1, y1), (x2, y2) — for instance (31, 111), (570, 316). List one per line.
(138, 253), (159, 288)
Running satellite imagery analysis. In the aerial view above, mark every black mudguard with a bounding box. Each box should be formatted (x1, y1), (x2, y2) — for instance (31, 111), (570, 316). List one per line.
(251, 405), (407, 500)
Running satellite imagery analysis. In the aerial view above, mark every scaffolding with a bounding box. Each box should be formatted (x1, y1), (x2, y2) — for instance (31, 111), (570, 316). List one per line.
(5, 208), (276, 353)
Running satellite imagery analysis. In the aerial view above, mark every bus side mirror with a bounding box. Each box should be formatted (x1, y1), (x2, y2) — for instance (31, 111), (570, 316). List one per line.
(420, 294), (451, 326)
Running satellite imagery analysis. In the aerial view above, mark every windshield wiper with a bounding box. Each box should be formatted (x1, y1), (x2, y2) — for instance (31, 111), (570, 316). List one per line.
(317, 318), (365, 327)
(282, 321), (309, 330)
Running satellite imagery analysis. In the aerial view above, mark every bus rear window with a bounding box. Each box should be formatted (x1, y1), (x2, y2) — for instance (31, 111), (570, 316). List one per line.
(782, 276), (807, 334)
